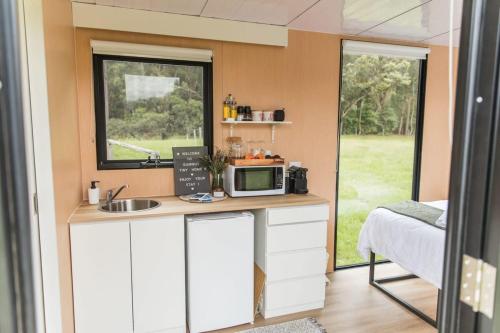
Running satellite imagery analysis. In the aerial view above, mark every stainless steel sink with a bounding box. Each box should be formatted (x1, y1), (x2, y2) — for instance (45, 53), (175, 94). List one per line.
(99, 199), (161, 213)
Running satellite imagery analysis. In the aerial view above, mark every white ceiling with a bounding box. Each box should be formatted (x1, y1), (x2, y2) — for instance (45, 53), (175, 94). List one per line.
(202, 0), (319, 25)
(73, 0), (463, 46)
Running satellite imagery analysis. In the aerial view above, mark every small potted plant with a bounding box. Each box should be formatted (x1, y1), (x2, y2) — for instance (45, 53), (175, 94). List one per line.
(200, 148), (228, 198)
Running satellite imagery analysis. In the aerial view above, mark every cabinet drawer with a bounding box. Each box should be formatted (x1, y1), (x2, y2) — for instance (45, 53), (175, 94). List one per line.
(267, 204), (329, 226)
(266, 249), (327, 282)
(265, 275), (326, 310)
(266, 221), (327, 253)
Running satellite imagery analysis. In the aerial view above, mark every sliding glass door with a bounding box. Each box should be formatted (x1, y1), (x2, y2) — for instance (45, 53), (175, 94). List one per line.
(335, 42), (426, 268)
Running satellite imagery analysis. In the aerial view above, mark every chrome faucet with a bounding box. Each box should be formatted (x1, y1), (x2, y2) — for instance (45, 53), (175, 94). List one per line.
(106, 184), (129, 204)
(140, 155), (161, 168)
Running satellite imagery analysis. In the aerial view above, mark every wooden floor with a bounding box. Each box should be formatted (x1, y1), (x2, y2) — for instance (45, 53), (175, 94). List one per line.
(215, 264), (438, 333)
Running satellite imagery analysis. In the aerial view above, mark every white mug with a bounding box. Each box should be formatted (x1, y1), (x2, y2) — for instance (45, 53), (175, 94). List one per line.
(252, 110), (263, 121)
(263, 111), (274, 121)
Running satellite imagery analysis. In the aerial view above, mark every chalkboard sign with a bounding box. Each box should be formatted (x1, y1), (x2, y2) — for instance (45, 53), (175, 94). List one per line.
(172, 146), (211, 195)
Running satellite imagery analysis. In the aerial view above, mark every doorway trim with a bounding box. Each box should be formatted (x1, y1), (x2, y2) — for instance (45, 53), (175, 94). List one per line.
(411, 58), (427, 201)
(17, 0), (63, 332)
(333, 39), (428, 270)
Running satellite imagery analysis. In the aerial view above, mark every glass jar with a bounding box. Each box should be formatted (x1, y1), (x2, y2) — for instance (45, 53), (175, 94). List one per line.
(230, 143), (244, 159)
(212, 173), (225, 198)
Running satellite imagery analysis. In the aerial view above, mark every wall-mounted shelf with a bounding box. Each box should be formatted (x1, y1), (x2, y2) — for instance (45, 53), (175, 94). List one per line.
(220, 121), (292, 143)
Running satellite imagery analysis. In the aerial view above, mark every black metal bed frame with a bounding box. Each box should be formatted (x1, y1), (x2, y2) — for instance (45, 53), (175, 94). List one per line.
(369, 252), (441, 327)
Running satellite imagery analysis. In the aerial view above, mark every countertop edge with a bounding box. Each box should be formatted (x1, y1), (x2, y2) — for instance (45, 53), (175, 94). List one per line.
(69, 194), (330, 224)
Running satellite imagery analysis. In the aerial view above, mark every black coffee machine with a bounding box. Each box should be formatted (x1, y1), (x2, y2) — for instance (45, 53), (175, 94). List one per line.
(287, 166), (309, 194)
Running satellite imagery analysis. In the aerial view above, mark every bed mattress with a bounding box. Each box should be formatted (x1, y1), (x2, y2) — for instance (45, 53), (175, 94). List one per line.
(357, 200), (448, 288)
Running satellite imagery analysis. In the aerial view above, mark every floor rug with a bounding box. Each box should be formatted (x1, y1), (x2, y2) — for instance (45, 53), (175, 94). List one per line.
(237, 318), (326, 333)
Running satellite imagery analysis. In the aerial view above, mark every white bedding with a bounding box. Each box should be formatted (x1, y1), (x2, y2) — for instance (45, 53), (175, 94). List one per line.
(357, 200), (448, 288)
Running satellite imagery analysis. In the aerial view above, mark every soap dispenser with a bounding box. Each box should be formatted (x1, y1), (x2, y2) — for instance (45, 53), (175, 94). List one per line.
(88, 180), (100, 205)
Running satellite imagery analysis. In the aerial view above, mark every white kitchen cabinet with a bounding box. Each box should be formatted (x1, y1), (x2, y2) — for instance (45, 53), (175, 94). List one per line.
(131, 216), (186, 333)
(254, 204), (329, 318)
(71, 216), (186, 333)
(71, 221), (133, 333)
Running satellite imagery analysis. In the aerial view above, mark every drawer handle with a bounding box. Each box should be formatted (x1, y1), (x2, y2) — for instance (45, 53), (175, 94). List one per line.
(267, 219), (328, 227)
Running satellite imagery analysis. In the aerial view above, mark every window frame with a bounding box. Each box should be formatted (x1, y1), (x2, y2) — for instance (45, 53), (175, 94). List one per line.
(93, 53), (213, 170)
(333, 41), (428, 270)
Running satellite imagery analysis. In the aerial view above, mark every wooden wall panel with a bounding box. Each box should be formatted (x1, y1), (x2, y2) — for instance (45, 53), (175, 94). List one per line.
(219, 41), (286, 155)
(420, 45), (458, 201)
(75, 29), (340, 272)
(284, 31), (340, 271)
(217, 31), (340, 270)
(42, 0), (82, 332)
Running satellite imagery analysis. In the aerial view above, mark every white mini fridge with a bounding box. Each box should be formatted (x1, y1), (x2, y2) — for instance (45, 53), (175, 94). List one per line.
(186, 212), (254, 333)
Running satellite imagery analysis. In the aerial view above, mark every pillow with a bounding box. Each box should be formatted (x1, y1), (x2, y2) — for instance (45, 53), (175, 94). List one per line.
(436, 210), (448, 228)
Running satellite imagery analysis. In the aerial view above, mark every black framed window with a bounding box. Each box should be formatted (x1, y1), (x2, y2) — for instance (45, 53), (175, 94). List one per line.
(334, 41), (428, 269)
(93, 54), (213, 170)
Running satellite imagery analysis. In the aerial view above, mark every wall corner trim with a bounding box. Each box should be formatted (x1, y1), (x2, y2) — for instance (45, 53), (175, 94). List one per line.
(72, 2), (288, 47)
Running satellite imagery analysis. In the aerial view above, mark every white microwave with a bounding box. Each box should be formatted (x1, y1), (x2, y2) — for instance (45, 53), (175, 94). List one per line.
(224, 164), (285, 197)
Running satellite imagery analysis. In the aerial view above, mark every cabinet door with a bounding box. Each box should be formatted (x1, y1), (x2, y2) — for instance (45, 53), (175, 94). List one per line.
(131, 216), (186, 333)
(71, 222), (133, 333)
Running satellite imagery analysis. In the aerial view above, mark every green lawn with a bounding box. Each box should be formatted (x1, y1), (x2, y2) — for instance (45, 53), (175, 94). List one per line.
(336, 135), (415, 267)
(110, 137), (202, 160)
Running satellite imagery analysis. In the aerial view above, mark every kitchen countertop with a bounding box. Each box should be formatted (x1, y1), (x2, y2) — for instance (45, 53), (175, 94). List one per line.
(69, 194), (329, 224)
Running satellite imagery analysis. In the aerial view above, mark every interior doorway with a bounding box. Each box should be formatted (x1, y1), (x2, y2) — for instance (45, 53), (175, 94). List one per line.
(335, 41), (428, 268)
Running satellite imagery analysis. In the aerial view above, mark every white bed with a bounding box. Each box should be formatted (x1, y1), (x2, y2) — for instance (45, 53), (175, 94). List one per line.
(357, 200), (448, 288)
